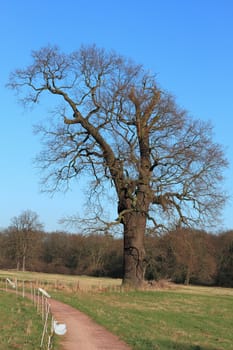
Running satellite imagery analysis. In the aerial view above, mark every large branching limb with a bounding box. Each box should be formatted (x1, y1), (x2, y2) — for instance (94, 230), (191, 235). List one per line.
(151, 185), (223, 229)
(60, 205), (143, 236)
(146, 213), (168, 233)
(60, 212), (123, 236)
(35, 84), (125, 196)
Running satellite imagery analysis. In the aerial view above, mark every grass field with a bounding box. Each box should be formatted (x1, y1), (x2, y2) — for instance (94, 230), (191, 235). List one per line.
(0, 269), (121, 290)
(0, 291), (44, 350)
(1, 270), (233, 350)
(53, 287), (233, 350)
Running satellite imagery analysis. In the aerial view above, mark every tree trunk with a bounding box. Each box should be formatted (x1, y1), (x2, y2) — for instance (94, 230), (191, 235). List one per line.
(122, 211), (146, 288)
(22, 255), (26, 272)
(22, 244), (27, 272)
(184, 267), (190, 285)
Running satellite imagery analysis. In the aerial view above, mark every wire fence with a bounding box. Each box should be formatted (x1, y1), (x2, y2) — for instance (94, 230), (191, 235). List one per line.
(0, 273), (126, 348)
(2, 277), (57, 350)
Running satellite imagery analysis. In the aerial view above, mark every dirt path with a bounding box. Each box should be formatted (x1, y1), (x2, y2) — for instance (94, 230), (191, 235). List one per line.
(50, 298), (131, 350)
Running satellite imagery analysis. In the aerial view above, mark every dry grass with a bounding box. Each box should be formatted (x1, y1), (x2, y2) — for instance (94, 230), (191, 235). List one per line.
(0, 269), (121, 292)
(175, 284), (233, 297)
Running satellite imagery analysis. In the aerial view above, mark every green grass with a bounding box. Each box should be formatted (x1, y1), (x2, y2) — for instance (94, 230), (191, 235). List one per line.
(52, 287), (233, 350)
(0, 291), (44, 350)
(1, 271), (233, 350)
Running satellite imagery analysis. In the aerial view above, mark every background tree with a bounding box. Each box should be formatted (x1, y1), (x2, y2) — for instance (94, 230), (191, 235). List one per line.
(0, 230), (6, 269)
(160, 229), (217, 285)
(8, 45), (228, 287)
(42, 231), (70, 274)
(216, 230), (233, 287)
(7, 210), (44, 271)
(144, 233), (163, 281)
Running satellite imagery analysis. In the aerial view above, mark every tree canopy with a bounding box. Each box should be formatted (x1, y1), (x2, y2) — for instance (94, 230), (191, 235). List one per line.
(8, 45), (228, 286)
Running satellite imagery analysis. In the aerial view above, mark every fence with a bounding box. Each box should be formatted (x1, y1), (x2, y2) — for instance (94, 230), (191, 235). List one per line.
(2, 277), (58, 350)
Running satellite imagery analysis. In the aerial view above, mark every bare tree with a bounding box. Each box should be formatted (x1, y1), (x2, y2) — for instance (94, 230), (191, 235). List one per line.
(8, 45), (228, 287)
(8, 210), (44, 271)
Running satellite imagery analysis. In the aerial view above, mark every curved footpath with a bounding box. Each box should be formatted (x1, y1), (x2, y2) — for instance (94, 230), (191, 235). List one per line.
(50, 298), (131, 350)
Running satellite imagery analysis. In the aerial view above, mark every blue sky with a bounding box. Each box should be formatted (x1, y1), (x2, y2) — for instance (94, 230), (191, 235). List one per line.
(0, 0), (232, 232)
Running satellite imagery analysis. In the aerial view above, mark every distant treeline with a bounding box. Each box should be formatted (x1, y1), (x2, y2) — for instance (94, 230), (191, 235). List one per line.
(0, 227), (232, 287)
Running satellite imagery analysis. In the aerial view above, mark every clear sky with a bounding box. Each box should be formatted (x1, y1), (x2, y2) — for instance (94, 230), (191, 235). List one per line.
(0, 0), (232, 232)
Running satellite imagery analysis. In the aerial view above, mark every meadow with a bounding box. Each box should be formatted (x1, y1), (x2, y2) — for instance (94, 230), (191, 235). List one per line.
(0, 291), (44, 350)
(0, 270), (233, 350)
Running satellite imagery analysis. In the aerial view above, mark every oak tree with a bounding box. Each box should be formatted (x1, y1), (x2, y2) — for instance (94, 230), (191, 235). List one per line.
(7, 210), (44, 271)
(8, 45), (228, 287)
